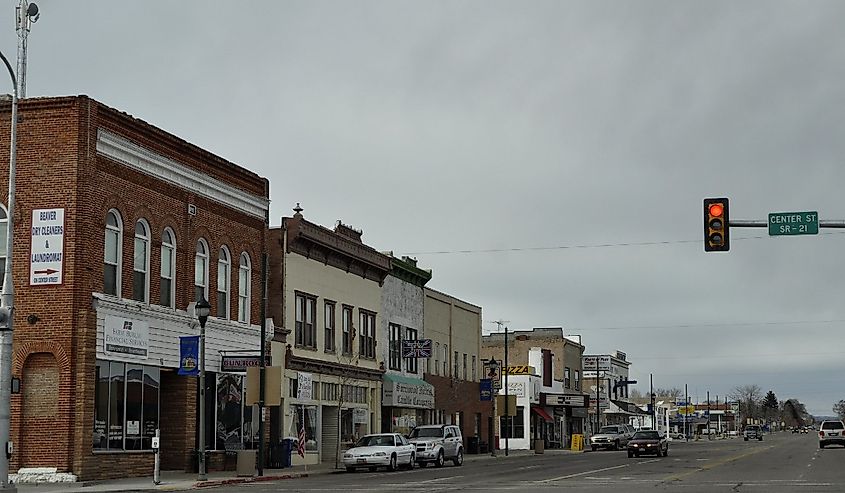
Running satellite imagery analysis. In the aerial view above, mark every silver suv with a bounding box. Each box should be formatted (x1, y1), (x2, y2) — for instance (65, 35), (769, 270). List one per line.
(590, 424), (634, 451)
(408, 424), (464, 467)
(818, 420), (845, 449)
(743, 425), (763, 441)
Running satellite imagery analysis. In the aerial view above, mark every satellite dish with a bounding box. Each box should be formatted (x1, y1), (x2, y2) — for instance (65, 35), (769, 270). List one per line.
(27, 2), (39, 21)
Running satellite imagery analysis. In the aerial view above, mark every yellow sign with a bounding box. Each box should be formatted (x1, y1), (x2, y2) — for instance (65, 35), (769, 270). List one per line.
(570, 434), (584, 451)
(679, 405), (695, 415)
(504, 365), (532, 375)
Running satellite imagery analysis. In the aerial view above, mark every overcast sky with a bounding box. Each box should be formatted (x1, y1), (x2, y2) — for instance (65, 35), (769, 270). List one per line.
(4, 0), (845, 416)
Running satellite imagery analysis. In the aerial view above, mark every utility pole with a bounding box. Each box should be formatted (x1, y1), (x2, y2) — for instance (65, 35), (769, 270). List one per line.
(0, 48), (19, 493)
(684, 384), (689, 443)
(489, 320), (509, 457)
(707, 391), (711, 440)
(15, 0), (39, 98)
(649, 374), (655, 431)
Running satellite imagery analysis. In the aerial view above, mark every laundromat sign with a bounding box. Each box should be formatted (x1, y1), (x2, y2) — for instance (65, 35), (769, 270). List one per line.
(30, 208), (65, 285)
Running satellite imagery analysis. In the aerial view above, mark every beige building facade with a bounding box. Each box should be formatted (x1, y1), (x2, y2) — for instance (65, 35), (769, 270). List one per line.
(268, 207), (390, 465)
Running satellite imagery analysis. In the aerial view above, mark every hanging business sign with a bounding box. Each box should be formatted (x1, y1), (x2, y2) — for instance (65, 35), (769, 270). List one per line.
(103, 315), (149, 358)
(484, 360), (501, 391)
(546, 394), (589, 407)
(221, 355), (271, 373)
(30, 208), (65, 285)
(178, 336), (200, 376)
(401, 339), (433, 358)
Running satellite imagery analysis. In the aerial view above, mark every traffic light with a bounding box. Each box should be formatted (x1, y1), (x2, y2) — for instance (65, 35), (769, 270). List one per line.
(703, 198), (729, 252)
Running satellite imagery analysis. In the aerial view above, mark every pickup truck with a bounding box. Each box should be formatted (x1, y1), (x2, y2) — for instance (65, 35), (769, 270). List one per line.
(743, 425), (763, 441)
(590, 424), (634, 451)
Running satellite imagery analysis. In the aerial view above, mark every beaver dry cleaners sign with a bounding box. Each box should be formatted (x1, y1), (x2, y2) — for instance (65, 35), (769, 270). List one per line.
(30, 208), (65, 285)
(383, 375), (434, 409)
(104, 315), (149, 358)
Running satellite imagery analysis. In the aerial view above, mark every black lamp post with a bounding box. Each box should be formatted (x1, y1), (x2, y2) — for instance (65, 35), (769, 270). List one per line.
(195, 297), (211, 481)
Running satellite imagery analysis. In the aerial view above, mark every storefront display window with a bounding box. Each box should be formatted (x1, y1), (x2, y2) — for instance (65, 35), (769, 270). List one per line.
(340, 408), (369, 444)
(500, 407), (525, 439)
(291, 405), (318, 452)
(94, 360), (160, 451)
(214, 373), (259, 450)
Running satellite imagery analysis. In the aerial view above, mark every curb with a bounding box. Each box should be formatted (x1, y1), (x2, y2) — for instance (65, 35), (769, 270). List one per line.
(194, 473), (309, 489)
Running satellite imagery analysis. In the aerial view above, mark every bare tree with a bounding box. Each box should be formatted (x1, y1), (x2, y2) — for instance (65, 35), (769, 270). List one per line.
(833, 400), (845, 421)
(728, 384), (764, 424)
(654, 387), (684, 402)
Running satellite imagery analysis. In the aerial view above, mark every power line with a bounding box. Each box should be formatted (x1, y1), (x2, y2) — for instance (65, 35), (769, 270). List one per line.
(402, 230), (845, 256)
(572, 318), (845, 332)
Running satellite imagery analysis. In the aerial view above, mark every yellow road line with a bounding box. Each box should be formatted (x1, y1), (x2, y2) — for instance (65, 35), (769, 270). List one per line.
(664, 445), (776, 482)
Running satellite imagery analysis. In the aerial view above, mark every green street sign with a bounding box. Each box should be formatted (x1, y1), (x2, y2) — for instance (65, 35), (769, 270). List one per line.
(768, 211), (818, 236)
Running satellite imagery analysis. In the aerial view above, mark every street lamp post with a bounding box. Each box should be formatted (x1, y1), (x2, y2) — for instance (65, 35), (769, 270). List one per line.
(0, 48), (19, 493)
(195, 297), (211, 482)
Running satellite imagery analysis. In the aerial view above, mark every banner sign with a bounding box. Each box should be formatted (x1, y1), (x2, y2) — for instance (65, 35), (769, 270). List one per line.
(480, 379), (493, 401)
(104, 315), (149, 358)
(178, 336), (200, 376)
(401, 339), (433, 358)
(221, 355), (271, 373)
(30, 208), (65, 285)
(297, 372), (313, 400)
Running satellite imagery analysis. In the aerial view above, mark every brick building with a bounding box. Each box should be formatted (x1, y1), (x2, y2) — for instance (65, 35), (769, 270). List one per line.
(422, 288), (490, 454)
(0, 96), (269, 481)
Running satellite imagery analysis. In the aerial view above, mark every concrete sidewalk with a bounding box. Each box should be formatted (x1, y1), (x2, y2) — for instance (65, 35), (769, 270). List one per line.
(12, 449), (578, 492)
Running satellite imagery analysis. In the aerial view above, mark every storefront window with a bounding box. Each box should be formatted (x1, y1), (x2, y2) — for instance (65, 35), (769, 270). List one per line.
(500, 407), (525, 439)
(215, 373), (259, 450)
(291, 406), (318, 452)
(94, 360), (160, 451)
(341, 408), (369, 444)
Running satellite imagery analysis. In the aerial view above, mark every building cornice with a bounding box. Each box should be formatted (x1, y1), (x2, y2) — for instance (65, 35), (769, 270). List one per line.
(286, 351), (385, 382)
(96, 128), (270, 219)
(389, 256), (432, 287)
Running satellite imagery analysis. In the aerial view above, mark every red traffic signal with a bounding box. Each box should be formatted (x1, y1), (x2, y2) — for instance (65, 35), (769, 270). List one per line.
(704, 198), (729, 252)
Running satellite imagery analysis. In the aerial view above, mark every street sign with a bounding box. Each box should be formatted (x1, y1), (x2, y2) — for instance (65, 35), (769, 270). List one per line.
(401, 339), (432, 358)
(768, 211), (818, 236)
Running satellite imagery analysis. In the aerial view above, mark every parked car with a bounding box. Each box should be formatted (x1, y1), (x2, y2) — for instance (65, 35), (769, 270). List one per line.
(408, 424), (464, 467)
(342, 433), (416, 472)
(590, 424), (634, 451)
(818, 420), (845, 449)
(627, 430), (668, 457)
(743, 425), (763, 441)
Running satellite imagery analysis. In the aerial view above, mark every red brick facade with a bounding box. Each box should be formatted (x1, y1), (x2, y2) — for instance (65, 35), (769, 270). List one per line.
(425, 375), (493, 453)
(0, 96), (269, 480)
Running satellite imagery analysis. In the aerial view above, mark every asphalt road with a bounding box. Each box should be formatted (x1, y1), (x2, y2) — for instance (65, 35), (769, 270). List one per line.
(234, 432), (845, 492)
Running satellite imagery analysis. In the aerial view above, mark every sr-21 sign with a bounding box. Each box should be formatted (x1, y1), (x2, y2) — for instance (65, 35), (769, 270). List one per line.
(402, 339), (432, 358)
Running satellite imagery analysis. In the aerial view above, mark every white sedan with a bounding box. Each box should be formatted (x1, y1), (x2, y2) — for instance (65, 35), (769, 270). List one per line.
(343, 433), (416, 472)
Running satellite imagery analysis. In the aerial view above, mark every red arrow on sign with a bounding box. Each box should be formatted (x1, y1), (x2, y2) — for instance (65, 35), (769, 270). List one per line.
(34, 268), (58, 275)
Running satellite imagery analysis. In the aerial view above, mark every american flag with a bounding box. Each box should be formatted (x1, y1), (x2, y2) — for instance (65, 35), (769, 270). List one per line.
(297, 409), (306, 458)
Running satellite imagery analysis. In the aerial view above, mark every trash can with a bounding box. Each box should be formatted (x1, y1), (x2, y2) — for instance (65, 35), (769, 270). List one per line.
(467, 436), (479, 454)
(281, 438), (294, 468)
(236, 450), (257, 477)
(534, 438), (545, 455)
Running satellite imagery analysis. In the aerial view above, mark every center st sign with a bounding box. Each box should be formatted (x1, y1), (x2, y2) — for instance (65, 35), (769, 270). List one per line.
(768, 211), (818, 236)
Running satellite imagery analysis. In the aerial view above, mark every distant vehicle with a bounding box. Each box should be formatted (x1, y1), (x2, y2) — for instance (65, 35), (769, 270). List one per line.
(818, 420), (845, 449)
(627, 430), (668, 458)
(408, 424), (464, 467)
(669, 432), (685, 440)
(342, 433), (415, 472)
(744, 425), (763, 441)
(590, 424), (634, 451)
(727, 430), (738, 437)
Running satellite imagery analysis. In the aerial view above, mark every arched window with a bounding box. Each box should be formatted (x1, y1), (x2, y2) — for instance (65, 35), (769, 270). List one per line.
(194, 238), (209, 302)
(132, 219), (151, 302)
(0, 205), (7, 289)
(159, 228), (176, 308)
(216, 246), (231, 319)
(104, 210), (123, 296)
(238, 253), (251, 323)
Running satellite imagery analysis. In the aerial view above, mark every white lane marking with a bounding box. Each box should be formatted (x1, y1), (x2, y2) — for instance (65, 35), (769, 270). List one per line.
(417, 475), (463, 484)
(639, 458), (661, 464)
(538, 463), (629, 482)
